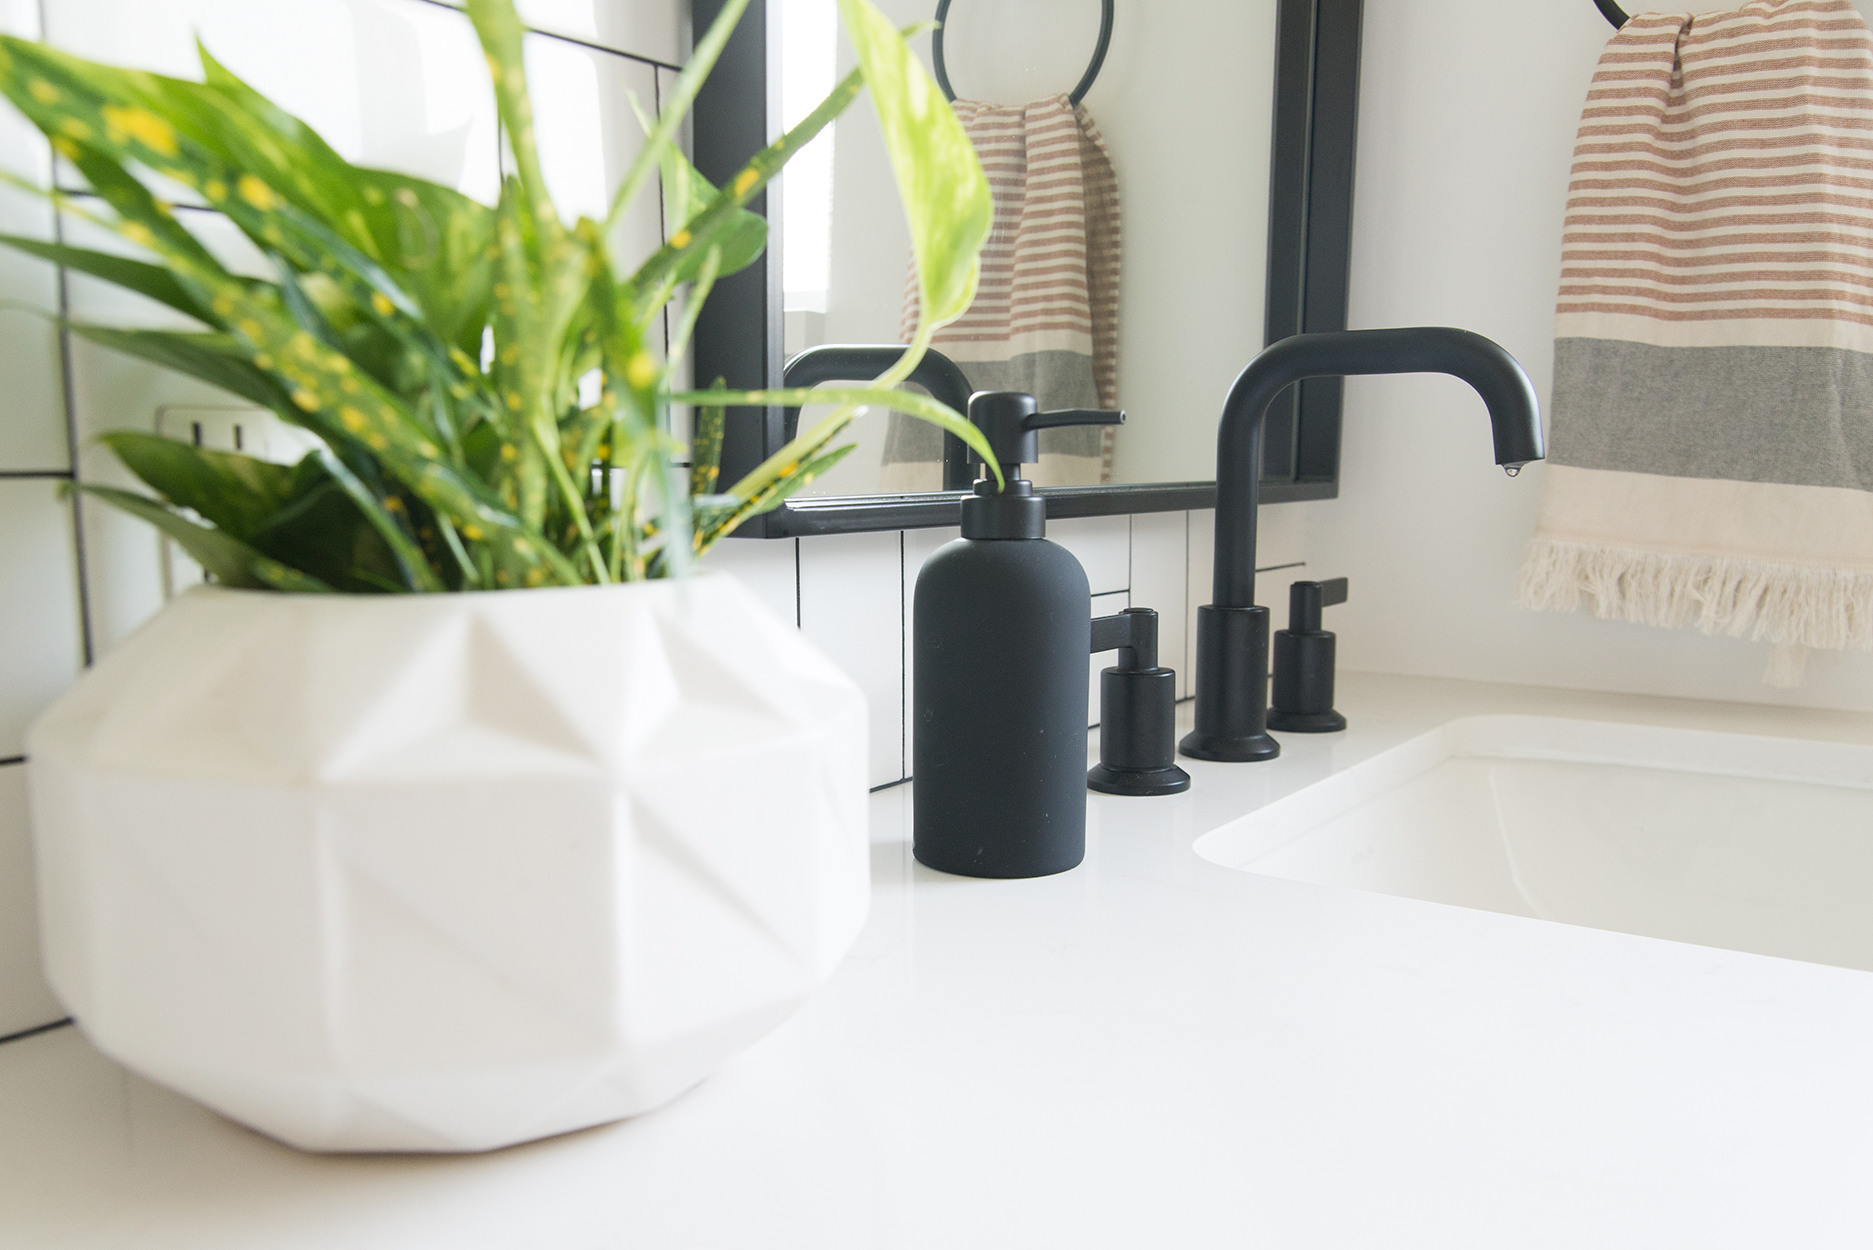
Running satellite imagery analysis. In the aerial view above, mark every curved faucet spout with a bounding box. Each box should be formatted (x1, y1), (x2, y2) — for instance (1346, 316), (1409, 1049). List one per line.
(782, 344), (978, 489)
(1181, 327), (1542, 764)
(1213, 327), (1542, 608)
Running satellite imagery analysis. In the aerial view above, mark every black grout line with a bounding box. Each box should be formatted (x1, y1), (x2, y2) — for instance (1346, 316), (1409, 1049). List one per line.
(0, 1018), (73, 1047)
(653, 68), (674, 371)
(869, 776), (910, 794)
(0, 756), (24, 767)
(0, 469), (73, 480)
(655, 67), (670, 361)
(1182, 510), (1191, 697)
(1256, 561), (1306, 573)
(792, 538), (802, 629)
(50, 191), (95, 670)
(47, 189), (221, 216)
(518, 25), (685, 71)
(408, 0), (684, 70)
(899, 530), (907, 785)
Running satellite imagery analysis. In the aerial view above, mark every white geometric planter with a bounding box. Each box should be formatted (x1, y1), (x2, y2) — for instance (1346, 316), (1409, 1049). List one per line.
(24, 573), (869, 1153)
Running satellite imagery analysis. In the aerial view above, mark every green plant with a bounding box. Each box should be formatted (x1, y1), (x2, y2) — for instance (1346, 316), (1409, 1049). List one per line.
(0, 0), (995, 592)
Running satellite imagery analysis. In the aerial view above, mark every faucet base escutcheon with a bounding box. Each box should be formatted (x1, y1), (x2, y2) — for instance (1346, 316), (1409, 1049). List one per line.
(1178, 731), (1281, 763)
(1088, 762), (1192, 796)
(1178, 604), (1282, 763)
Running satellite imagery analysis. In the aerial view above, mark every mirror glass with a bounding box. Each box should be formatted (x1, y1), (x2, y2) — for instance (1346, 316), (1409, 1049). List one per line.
(776, 0), (1279, 495)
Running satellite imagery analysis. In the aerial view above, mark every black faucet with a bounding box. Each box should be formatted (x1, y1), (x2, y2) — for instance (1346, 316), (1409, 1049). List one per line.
(1179, 327), (1544, 763)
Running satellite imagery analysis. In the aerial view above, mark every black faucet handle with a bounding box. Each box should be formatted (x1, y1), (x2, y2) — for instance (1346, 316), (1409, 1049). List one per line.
(1024, 407), (1126, 431)
(1287, 577), (1348, 633)
(1271, 578), (1347, 734)
(1088, 608), (1190, 797)
(1090, 606), (1157, 671)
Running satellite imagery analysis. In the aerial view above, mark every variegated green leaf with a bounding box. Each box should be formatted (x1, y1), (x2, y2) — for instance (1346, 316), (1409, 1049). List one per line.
(99, 430), (293, 538)
(72, 482), (279, 589)
(0, 234), (217, 323)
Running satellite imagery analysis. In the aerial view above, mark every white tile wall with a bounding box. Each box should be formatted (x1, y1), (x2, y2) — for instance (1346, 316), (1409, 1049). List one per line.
(0, 482), (83, 759)
(433, 0), (685, 66)
(46, 0), (502, 205)
(0, 3), (64, 474)
(1088, 589), (1130, 727)
(1186, 509), (1214, 700)
(899, 524), (957, 780)
(0, 765), (60, 1036)
(525, 31), (665, 260)
(514, 0), (684, 64)
(798, 531), (904, 788)
(1129, 510), (1189, 697)
(1257, 499), (1309, 572)
(1050, 514), (1130, 596)
(701, 534), (797, 625)
(0, 0), (73, 1041)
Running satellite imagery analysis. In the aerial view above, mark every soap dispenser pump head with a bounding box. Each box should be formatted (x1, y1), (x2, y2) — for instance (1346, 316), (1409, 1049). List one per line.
(968, 391), (1046, 478)
(958, 392), (1125, 540)
(965, 391), (1125, 480)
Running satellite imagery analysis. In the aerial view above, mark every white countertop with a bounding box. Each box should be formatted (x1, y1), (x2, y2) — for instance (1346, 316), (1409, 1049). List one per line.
(4, 672), (1872, 1248)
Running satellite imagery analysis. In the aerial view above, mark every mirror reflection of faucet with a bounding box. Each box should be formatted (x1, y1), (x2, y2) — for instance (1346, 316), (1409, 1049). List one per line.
(781, 345), (978, 489)
(1182, 327), (1545, 764)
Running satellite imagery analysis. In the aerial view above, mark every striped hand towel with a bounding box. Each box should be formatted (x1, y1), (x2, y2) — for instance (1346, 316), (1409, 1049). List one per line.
(1520, 0), (1873, 682)
(883, 93), (1120, 489)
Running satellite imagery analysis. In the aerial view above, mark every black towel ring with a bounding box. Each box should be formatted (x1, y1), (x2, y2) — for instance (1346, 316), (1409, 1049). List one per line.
(1595, 0), (1629, 27)
(931, 0), (1115, 107)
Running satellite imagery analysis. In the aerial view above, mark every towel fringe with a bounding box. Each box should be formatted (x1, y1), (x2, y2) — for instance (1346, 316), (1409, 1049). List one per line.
(1517, 538), (1873, 686)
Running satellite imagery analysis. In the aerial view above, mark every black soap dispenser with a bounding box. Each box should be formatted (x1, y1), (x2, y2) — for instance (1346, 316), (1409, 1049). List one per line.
(912, 392), (1124, 879)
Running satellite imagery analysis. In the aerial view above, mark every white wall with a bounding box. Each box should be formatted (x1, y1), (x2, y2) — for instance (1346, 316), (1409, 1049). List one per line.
(1306, 0), (1873, 713)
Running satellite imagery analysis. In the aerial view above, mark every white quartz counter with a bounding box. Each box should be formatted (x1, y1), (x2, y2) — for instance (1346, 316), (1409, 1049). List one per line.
(4, 673), (1871, 1247)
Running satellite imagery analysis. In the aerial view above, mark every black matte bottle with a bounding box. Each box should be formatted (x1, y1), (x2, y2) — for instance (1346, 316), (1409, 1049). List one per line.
(912, 392), (1122, 879)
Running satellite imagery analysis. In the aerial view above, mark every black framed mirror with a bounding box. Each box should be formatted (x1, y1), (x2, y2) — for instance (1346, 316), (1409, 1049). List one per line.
(691, 0), (1363, 538)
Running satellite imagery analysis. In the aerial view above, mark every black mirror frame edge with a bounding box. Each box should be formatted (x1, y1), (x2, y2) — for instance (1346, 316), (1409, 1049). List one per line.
(690, 0), (1364, 538)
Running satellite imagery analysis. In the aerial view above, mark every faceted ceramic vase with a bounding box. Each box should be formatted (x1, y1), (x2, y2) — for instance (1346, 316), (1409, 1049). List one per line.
(24, 573), (869, 1152)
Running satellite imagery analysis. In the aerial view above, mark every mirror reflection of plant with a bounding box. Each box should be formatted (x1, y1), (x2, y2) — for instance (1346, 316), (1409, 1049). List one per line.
(0, 0), (994, 593)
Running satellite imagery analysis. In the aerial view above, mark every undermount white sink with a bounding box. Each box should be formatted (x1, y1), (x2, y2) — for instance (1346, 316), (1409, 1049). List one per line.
(1194, 716), (1873, 973)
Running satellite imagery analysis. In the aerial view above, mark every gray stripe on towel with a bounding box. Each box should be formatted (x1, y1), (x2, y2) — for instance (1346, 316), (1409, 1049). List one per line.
(1552, 338), (1873, 492)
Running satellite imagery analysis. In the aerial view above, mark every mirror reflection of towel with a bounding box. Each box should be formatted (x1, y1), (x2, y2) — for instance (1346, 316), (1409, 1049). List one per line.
(885, 93), (1120, 490)
(1520, 0), (1873, 684)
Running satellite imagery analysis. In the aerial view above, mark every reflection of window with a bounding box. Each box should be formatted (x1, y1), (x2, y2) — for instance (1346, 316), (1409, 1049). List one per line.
(780, 0), (837, 319)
